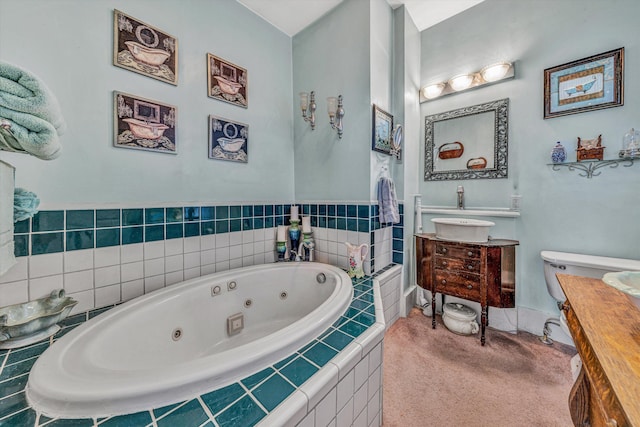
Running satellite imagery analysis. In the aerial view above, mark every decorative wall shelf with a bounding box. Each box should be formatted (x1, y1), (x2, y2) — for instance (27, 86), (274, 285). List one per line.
(549, 158), (636, 178)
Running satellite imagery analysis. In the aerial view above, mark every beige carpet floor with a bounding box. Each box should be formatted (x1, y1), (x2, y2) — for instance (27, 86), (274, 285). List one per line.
(382, 308), (577, 427)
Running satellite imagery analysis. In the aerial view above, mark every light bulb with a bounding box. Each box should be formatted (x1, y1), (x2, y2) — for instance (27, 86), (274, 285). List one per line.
(422, 83), (446, 99)
(480, 62), (511, 82)
(449, 74), (474, 91)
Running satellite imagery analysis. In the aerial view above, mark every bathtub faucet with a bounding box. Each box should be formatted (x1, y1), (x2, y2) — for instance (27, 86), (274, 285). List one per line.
(457, 185), (464, 209)
(297, 240), (315, 262)
(290, 249), (302, 262)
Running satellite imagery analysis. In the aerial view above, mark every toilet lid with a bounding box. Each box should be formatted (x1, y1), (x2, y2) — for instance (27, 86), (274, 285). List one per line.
(443, 303), (477, 321)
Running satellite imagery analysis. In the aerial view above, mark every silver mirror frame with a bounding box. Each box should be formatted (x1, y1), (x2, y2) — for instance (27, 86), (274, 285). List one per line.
(424, 98), (509, 181)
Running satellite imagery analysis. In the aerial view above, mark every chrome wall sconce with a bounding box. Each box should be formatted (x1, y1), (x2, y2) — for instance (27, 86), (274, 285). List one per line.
(327, 95), (344, 138)
(299, 91), (316, 130)
(420, 61), (515, 102)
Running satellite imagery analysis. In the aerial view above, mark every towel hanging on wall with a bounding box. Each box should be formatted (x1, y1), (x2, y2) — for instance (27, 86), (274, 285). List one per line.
(377, 176), (399, 224)
(0, 61), (65, 160)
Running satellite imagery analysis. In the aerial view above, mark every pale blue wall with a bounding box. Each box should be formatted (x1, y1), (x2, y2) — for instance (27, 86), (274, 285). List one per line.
(418, 0), (640, 312)
(292, 0), (372, 202)
(0, 0), (294, 205)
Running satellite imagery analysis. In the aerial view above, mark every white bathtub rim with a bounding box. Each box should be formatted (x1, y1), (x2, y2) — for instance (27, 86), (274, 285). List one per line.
(26, 263), (353, 419)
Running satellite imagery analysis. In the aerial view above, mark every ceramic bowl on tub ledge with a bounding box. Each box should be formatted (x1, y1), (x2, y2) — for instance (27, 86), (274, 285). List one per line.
(602, 271), (640, 309)
(431, 217), (495, 243)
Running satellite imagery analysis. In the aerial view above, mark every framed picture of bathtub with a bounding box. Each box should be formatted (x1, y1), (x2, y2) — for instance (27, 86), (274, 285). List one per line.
(208, 115), (248, 163)
(113, 91), (177, 154)
(207, 53), (248, 108)
(372, 105), (393, 155)
(544, 47), (624, 119)
(113, 10), (178, 86)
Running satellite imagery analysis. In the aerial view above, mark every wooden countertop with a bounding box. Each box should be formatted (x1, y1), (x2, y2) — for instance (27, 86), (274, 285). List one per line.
(557, 274), (640, 426)
(415, 233), (519, 247)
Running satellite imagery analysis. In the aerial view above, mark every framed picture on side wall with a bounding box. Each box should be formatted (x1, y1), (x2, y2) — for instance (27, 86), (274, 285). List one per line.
(113, 91), (177, 154)
(207, 53), (248, 108)
(372, 105), (393, 155)
(113, 10), (178, 85)
(544, 47), (624, 119)
(208, 115), (248, 163)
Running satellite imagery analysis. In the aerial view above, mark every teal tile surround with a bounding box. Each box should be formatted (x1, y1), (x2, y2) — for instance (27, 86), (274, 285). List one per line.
(0, 276), (380, 427)
(12, 202), (404, 266)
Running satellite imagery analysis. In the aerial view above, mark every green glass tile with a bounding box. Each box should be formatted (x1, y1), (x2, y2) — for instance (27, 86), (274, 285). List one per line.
(393, 252), (404, 264)
(184, 207), (200, 221)
(31, 232), (64, 255)
(332, 316), (350, 328)
(274, 354), (297, 370)
(358, 205), (369, 218)
(327, 217), (336, 229)
(344, 307), (361, 319)
(215, 220), (228, 234)
(275, 205), (284, 215)
(201, 221), (215, 235)
(309, 204), (317, 215)
(99, 410), (153, 427)
(252, 373), (294, 411)
(230, 219), (242, 232)
(242, 218), (253, 231)
(216, 206), (229, 220)
(302, 204), (310, 215)
(354, 311), (375, 326)
(122, 226), (143, 245)
(264, 217), (273, 228)
(337, 204), (346, 216)
(264, 205), (274, 216)
(6, 342), (48, 365)
(66, 230), (94, 251)
(351, 299), (370, 311)
(356, 292), (374, 304)
(279, 357), (318, 387)
(0, 408), (36, 426)
(303, 342), (338, 367)
(58, 312), (86, 327)
(242, 205), (253, 217)
(66, 210), (94, 230)
(156, 400), (207, 427)
(253, 205), (264, 216)
(46, 417), (95, 426)
(166, 207), (183, 223)
(166, 224), (183, 240)
(298, 341), (316, 354)
(13, 219), (29, 233)
(0, 391), (28, 419)
(339, 321), (368, 338)
(88, 306), (112, 319)
(318, 204), (326, 215)
(347, 218), (358, 232)
(96, 209), (120, 228)
(201, 383), (245, 416)
(347, 205), (357, 217)
(145, 225), (164, 242)
(318, 217), (326, 228)
(393, 226), (403, 239)
(275, 216), (284, 226)
(229, 205), (242, 219)
(0, 375), (28, 399)
(145, 208), (164, 224)
(153, 402), (184, 419)
(215, 395), (265, 427)
(254, 218), (264, 229)
(32, 210), (64, 232)
(358, 219), (369, 232)
(322, 330), (353, 352)
(328, 205), (336, 216)
(201, 207), (214, 220)
(96, 228), (120, 248)
(184, 223), (200, 237)
(241, 367), (275, 390)
(122, 209), (143, 226)
(13, 235), (28, 257)
(337, 218), (346, 230)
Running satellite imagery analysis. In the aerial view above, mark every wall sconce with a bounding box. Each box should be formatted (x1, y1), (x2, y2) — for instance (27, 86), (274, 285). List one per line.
(327, 95), (344, 138)
(420, 61), (514, 102)
(299, 91), (316, 130)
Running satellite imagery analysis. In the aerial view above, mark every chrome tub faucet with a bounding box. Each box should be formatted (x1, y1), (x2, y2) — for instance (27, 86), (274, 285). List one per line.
(457, 186), (464, 209)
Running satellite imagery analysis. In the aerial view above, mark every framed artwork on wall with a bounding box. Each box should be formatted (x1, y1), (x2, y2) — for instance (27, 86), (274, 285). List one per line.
(372, 105), (393, 155)
(208, 115), (248, 163)
(113, 91), (177, 154)
(207, 53), (248, 108)
(113, 10), (178, 85)
(544, 47), (624, 119)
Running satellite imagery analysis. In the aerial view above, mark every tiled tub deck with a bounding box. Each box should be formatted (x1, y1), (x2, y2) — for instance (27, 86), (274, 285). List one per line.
(0, 276), (385, 427)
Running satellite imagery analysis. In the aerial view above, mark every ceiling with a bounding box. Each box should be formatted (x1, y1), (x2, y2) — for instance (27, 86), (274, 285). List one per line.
(236, 0), (485, 36)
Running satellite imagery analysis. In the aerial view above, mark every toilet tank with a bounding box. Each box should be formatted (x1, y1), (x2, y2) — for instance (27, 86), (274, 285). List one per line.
(541, 250), (640, 303)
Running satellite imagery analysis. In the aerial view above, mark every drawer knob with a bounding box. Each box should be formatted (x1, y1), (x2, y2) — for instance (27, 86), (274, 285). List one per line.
(441, 279), (447, 285)
(467, 265), (474, 270)
(442, 247), (447, 253)
(442, 261), (448, 266)
(467, 285), (473, 290)
(467, 251), (473, 256)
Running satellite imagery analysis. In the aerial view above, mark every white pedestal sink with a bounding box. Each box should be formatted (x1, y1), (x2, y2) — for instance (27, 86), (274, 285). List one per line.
(602, 271), (640, 309)
(431, 218), (495, 243)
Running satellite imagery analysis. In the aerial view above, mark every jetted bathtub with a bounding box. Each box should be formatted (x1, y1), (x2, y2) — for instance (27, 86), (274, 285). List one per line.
(26, 262), (353, 419)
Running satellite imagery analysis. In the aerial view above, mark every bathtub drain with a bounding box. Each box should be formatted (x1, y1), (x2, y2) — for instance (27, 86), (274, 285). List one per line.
(280, 291), (288, 300)
(244, 299), (252, 308)
(172, 328), (183, 341)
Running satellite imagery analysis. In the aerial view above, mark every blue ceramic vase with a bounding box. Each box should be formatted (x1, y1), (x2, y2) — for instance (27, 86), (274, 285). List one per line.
(551, 142), (566, 163)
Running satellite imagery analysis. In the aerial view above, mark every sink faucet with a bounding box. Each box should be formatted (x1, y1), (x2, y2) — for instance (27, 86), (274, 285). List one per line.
(457, 186), (464, 209)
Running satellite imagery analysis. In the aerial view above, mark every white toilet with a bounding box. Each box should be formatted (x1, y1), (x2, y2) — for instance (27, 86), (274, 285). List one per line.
(540, 250), (640, 344)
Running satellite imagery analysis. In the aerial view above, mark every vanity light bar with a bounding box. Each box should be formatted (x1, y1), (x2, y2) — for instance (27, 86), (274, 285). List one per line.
(420, 61), (515, 102)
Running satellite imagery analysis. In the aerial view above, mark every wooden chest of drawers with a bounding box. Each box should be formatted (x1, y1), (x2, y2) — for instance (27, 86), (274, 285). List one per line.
(416, 233), (518, 345)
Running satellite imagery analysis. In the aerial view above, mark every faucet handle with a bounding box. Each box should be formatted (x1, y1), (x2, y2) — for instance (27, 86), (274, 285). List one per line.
(457, 185), (464, 192)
